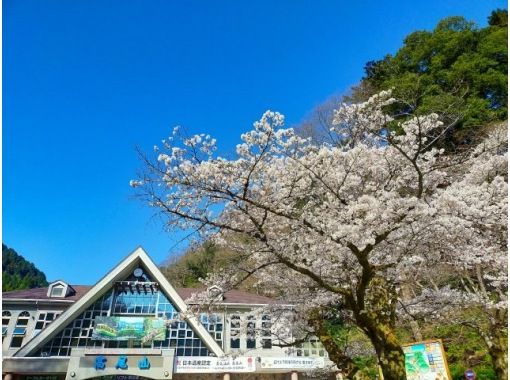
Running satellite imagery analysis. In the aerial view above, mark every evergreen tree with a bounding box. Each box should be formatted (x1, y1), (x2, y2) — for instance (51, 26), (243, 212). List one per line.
(348, 9), (507, 148)
(2, 244), (48, 291)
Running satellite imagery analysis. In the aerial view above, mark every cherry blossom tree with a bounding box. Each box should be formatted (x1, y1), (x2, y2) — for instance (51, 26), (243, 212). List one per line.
(399, 124), (508, 379)
(132, 92), (507, 379)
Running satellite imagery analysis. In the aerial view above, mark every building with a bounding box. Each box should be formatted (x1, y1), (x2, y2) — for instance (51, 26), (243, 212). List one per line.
(2, 247), (336, 380)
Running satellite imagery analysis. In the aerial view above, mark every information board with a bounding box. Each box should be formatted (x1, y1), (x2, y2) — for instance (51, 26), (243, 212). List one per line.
(403, 340), (451, 380)
(260, 357), (325, 369)
(175, 356), (256, 373)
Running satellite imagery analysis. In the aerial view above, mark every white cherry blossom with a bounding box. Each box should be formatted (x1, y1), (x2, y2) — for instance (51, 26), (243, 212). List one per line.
(133, 92), (507, 379)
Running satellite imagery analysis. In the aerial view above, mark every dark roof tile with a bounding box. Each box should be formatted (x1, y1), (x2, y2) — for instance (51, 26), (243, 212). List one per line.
(2, 285), (92, 301)
(177, 288), (281, 305)
(2, 286), (280, 305)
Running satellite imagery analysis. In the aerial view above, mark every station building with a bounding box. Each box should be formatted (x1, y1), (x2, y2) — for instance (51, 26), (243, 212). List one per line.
(2, 247), (335, 380)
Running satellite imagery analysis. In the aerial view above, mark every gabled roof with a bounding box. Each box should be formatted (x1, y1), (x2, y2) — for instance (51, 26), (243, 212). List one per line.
(3, 286), (280, 305)
(14, 246), (225, 358)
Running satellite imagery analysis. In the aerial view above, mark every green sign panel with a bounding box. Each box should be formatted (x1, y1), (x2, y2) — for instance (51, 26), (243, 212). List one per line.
(403, 340), (451, 380)
(92, 316), (166, 342)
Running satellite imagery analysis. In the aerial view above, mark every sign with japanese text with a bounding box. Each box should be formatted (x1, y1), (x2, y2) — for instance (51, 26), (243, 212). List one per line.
(71, 349), (171, 380)
(260, 357), (325, 369)
(175, 356), (256, 373)
(403, 340), (451, 380)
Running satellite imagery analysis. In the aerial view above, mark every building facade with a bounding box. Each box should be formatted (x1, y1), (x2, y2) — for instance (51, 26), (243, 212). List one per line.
(2, 247), (335, 380)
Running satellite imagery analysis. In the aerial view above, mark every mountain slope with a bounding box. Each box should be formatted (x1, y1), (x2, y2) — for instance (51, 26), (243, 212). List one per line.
(2, 244), (48, 292)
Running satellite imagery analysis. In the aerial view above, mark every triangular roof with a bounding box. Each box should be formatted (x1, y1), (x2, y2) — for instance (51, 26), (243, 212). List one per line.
(14, 246), (224, 357)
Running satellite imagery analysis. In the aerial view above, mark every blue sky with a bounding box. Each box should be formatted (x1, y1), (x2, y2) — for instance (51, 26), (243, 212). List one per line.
(3, 0), (505, 284)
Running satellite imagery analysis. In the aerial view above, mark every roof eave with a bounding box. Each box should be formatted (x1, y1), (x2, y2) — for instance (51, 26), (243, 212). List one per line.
(3, 298), (77, 304)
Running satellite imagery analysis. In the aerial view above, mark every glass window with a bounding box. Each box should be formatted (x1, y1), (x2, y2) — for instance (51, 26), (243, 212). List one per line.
(230, 315), (241, 350)
(200, 314), (223, 348)
(51, 286), (64, 297)
(33, 312), (60, 337)
(10, 336), (24, 348)
(33, 284), (212, 357)
(231, 337), (240, 348)
(231, 315), (241, 328)
(2, 311), (11, 333)
(261, 315), (272, 349)
(9, 312), (30, 347)
(13, 327), (26, 336)
(150, 292), (211, 355)
(2, 310), (11, 326)
(247, 315), (256, 349)
(33, 292), (113, 357)
(113, 284), (157, 315)
(295, 337), (325, 357)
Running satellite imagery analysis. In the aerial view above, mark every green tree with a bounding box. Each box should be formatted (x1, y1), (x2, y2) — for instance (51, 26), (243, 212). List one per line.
(348, 10), (507, 148)
(2, 244), (48, 291)
(161, 241), (254, 289)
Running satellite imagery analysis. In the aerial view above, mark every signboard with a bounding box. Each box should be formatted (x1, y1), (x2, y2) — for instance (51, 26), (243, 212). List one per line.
(175, 356), (256, 373)
(403, 340), (451, 380)
(464, 368), (476, 380)
(260, 357), (325, 370)
(92, 316), (166, 342)
(74, 354), (172, 379)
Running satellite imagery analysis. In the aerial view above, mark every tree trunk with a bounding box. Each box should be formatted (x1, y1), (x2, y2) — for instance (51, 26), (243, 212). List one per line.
(363, 323), (406, 380)
(484, 322), (508, 380)
(353, 277), (406, 380)
(308, 310), (366, 380)
(488, 342), (508, 380)
(481, 309), (508, 380)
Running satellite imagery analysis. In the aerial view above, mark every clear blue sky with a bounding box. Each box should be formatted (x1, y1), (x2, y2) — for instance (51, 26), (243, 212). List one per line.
(3, 0), (505, 284)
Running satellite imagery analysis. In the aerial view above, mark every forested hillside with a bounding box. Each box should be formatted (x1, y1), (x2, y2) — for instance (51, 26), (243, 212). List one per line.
(161, 242), (229, 288)
(2, 244), (48, 291)
(161, 242), (269, 295)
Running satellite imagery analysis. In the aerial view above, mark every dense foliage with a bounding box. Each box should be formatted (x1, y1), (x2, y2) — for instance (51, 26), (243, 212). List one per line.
(161, 241), (273, 296)
(161, 242), (234, 287)
(348, 9), (507, 148)
(2, 244), (48, 292)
